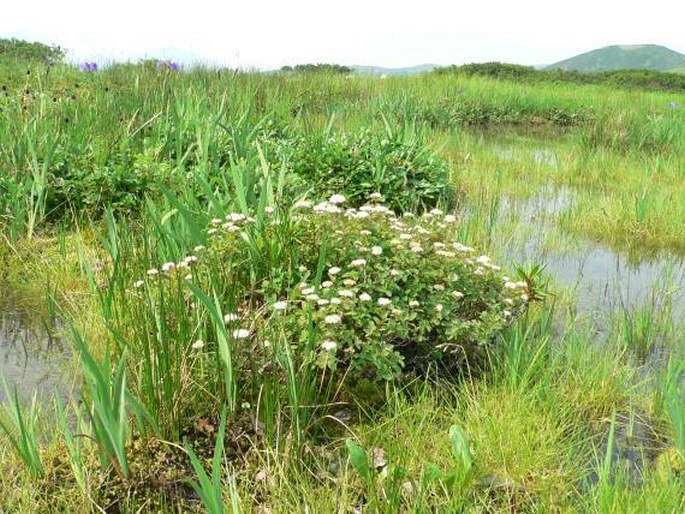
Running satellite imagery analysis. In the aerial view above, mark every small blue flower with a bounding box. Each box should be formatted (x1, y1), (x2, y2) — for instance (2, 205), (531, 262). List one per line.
(667, 102), (679, 110)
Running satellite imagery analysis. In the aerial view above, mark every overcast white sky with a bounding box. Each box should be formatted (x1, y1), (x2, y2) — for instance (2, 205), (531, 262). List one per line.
(2, 1), (684, 69)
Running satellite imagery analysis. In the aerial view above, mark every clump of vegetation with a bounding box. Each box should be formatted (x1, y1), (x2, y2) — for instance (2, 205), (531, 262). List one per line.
(0, 38), (65, 65)
(203, 196), (528, 383)
(280, 63), (353, 74)
(437, 61), (685, 93)
(280, 125), (453, 212)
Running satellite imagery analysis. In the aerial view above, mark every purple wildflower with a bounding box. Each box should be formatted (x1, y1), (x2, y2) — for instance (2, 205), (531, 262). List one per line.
(168, 61), (180, 71)
(79, 62), (98, 72)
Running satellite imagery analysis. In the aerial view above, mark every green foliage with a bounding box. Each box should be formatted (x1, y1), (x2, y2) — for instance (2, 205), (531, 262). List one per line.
(46, 147), (175, 217)
(185, 408), (231, 514)
(437, 61), (685, 93)
(281, 125), (453, 212)
(280, 63), (353, 74)
(72, 327), (132, 479)
(0, 38), (65, 65)
(662, 359), (685, 465)
(0, 384), (44, 477)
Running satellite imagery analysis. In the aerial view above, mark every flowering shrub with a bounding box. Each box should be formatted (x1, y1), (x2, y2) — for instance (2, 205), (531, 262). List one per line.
(196, 194), (529, 383)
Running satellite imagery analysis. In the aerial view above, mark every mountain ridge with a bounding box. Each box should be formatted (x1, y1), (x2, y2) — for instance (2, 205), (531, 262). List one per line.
(544, 44), (685, 72)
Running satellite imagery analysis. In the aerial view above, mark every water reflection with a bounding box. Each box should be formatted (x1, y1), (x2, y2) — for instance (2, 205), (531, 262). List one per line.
(0, 305), (74, 404)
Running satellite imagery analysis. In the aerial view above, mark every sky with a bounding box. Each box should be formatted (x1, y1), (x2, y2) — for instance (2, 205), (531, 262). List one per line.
(2, 0), (684, 69)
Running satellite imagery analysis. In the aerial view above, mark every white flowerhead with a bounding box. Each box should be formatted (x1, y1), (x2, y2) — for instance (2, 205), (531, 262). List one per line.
(389, 269), (401, 277)
(434, 284), (445, 291)
(211, 217), (223, 225)
(330, 297), (342, 305)
(193, 245), (205, 252)
(338, 289), (354, 298)
(368, 192), (383, 200)
(321, 340), (338, 352)
(476, 255), (491, 264)
(377, 297), (392, 306)
(409, 300), (420, 308)
(328, 267), (342, 276)
(443, 214), (457, 223)
(192, 339), (205, 349)
(350, 259), (367, 267)
(306, 294), (320, 301)
(435, 304), (444, 313)
(302, 287), (315, 295)
(184, 274), (193, 280)
(359, 292), (372, 302)
(232, 329), (251, 339)
(264, 206), (275, 214)
(134, 280), (145, 288)
(343, 279), (357, 286)
(399, 233), (413, 240)
(273, 301), (288, 311)
(324, 314), (342, 324)
(317, 299), (330, 306)
(147, 268), (159, 276)
(359, 230), (372, 236)
(161, 262), (176, 273)
(228, 213), (246, 222)
(453, 242), (474, 253)
(294, 199), (313, 209)
(430, 209), (444, 216)
(223, 312), (239, 324)
(322, 280), (333, 288)
(452, 291), (465, 299)
(328, 194), (347, 205)
(371, 246), (383, 256)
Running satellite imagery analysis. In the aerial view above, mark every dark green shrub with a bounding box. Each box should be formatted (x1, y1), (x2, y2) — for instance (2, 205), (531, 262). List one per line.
(280, 127), (452, 213)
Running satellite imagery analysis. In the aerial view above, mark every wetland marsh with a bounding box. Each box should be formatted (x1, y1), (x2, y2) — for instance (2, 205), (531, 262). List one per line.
(0, 62), (683, 512)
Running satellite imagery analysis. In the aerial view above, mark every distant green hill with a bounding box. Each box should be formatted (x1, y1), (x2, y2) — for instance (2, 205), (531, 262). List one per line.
(545, 44), (685, 72)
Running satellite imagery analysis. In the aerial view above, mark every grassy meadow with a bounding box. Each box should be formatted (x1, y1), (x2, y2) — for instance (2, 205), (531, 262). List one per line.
(0, 62), (683, 512)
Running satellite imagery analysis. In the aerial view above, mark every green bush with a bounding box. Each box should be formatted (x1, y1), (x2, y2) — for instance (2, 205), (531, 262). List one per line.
(46, 147), (175, 217)
(278, 127), (452, 213)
